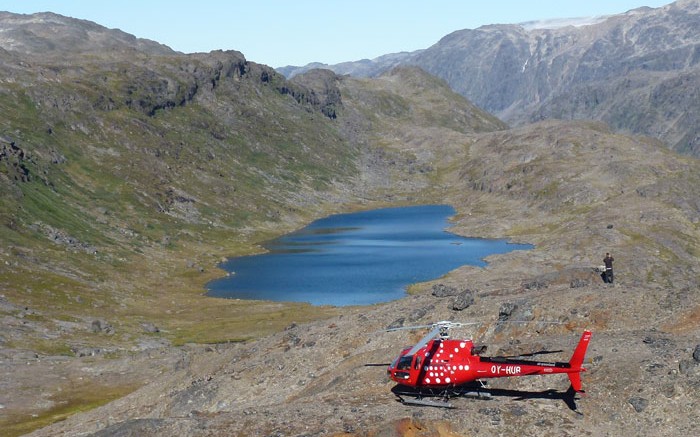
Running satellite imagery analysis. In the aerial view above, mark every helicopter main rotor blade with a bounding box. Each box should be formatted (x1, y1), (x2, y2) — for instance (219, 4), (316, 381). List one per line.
(384, 324), (434, 332)
(406, 325), (443, 356)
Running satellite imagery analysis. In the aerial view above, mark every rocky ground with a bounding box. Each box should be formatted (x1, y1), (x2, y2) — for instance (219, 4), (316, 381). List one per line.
(1, 45), (699, 435)
(12, 245), (698, 437)
(3, 118), (699, 436)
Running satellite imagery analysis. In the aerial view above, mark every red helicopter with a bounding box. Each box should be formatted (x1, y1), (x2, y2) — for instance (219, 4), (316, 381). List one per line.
(386, 321), (591, 407)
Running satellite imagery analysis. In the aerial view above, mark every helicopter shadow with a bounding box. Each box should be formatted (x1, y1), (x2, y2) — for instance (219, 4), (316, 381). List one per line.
(484, 385), (583, 413)
(391, 383), (583, 413)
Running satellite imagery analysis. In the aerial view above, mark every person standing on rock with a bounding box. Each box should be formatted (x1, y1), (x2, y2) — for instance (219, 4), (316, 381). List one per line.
(603, 252), (614, 284)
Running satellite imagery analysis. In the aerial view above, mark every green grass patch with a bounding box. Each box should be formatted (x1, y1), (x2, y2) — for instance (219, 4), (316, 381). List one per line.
(167, 299), (340, 346)
(24, 339), (74, 357)
(0, 383), (139, 437)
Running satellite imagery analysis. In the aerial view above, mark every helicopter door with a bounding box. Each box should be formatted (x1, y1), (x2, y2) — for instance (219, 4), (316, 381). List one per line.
(414, 355), (422, 370)
(409, 355), (424, 384)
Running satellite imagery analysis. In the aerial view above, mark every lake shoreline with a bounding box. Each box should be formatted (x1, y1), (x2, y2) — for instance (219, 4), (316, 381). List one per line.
(207, 204), (532, 306)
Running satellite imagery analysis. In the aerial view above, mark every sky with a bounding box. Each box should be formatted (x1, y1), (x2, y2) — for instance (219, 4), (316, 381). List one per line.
(0, 0), (674, 68)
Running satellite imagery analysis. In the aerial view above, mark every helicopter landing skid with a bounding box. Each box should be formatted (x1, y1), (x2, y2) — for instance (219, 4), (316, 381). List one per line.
(392, 384), (492, 408)
(396, 395), (456, 409)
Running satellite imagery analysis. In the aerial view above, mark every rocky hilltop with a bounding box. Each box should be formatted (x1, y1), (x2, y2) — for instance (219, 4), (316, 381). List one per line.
(279, 0), (700, 157)
(0, 10), (698, 437)
(0, 12), (174, 56)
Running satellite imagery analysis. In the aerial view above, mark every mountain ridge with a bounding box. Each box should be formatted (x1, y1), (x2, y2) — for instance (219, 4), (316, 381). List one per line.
(0, 11), (175, 56)
(278, 0), (700, 157)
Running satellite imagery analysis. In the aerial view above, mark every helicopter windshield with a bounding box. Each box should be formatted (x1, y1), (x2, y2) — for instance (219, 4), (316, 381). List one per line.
(397, 355), (413, 370)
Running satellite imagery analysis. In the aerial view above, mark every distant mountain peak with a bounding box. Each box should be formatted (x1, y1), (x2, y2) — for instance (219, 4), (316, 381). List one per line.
(518, 15), (609, 30)
(277, 0), (700, 157)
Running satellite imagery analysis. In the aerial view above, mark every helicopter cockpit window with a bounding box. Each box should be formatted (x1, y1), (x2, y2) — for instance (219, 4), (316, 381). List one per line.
(397, 355), (413, 370)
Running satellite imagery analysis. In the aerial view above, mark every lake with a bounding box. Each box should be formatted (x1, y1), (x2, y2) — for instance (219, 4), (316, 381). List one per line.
(207, 205), (531, 306)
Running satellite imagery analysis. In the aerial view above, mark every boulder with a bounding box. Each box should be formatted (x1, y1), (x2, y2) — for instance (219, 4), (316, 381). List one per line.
(431, 283), (460, 297)
(451, 290), (475, 311)
(628, 397), (648, 413)
(90, 319), (114, 334)
(409, 305), (434, 322)
(141, 322), (160, 333)
(498, 302), (517, 321)
(386, 318), (405, 330)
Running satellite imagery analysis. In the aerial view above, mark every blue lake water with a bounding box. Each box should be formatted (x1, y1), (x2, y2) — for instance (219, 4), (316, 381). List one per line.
(207, 205), (531, 306)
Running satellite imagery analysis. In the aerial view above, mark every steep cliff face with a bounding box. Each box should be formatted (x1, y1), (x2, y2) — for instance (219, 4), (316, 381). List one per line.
(410, 0), (700, 155)
(279, 0), (700, 156)
(0, 13), (358, 233)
